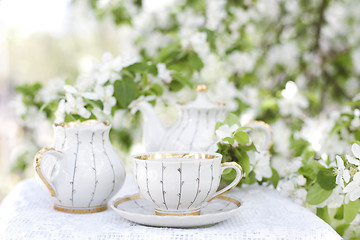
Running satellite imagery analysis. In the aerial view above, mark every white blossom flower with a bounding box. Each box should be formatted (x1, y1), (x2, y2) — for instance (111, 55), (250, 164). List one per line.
(128, 95), (156, 114)
(156, 63), (172, 83)
(343, 172), (360, 202)
(352, 48), (360, 75)
(266, 42), (299, 70)
(227, 51), (258, 75)
(272, 156), (302, 177)
(248, 150), (272, 181)
(215, 124), (239, 142)
(296, 175), (307, 186)
(335, 155), (350, 188)
(83, 85), (116, 115)
(277, 175), (308, 206)
(317, 186), (344, 208)
(320, 131), (351, 158)
(205, 0), (226, 31)
(180, 30), (209, 58)
(55, 99), (66, 123)
(346, 154), (360, 167)
(95, 52), (123, 84)
(206, 78), (238, 110)
(298, 116), (332, 152)
(37, 77), (65, 103)
(351, 109), (360, 129)
(141, 31), (172, 57)
(352, 143), (360, 158)
(64, 93), (91, 119)
(278, 81), (309, 117)
(271, 120), (291, 156)
(293, 188), (307, 205)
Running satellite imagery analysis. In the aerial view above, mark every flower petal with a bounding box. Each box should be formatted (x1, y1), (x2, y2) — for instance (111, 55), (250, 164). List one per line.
(346, 154), (360, 166)
(343, 170), (351, 183)
(352, 143), (360, 159)
(336, 155), (344, 169)
(105, 85), (114, 96)
(349, 188), (360, 202)
(64, 85), (78, 94)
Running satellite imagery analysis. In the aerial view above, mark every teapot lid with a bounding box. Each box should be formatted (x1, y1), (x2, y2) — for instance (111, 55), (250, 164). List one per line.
(179, 84), (227, 109)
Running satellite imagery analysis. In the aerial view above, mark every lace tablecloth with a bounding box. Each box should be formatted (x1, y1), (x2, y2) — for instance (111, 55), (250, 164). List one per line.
(0, 174), (341, 240)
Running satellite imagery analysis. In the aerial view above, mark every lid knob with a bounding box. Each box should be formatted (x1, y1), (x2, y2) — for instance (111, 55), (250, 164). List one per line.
(196, 84), (208, 92)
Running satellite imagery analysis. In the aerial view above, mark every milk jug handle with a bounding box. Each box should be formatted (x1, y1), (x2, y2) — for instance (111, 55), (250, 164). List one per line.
(34, 148), (63, 197)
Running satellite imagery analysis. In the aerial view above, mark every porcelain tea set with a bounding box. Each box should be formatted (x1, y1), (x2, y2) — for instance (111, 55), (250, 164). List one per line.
(34, 85), (271, 227)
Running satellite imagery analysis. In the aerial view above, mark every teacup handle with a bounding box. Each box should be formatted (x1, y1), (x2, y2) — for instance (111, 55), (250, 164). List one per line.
(208, 162), (243, 201)
(34, 148), (63, 197)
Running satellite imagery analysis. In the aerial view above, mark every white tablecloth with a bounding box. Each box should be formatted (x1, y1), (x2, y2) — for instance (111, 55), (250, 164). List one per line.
(0, 174), (341, 240)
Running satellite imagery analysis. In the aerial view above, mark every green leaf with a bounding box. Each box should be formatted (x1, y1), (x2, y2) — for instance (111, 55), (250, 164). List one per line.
(224, 113), (240, 126)
(316, 206), (331, 224)
(126, 62), (157, 74)
(188, 51), (204, 72)
(238, 126), (252, 131)
(156, 41), (181, 63)
(111, 5), (131, 25)
(306, 183), (333, 205)
(114, 78), (137, 108)
(222, 137), (234, 145)
(335, 224), (350, 236)
(234, 149), (250, 175)
(215, 121), (224, 130)
(269, 168), (280, 188)
(142, 74), (148, 87)
(149, 83), (163, 96)
(344, 200), (359, 223)
(64, 113), (78, 122)
(171, 73), (193, 88)
(317, 168), (337, 190)
(244, 171), (257, 185)
(169, 79), (184, 92)
(240, 153), (250, 175)
(221, 167), (236, 182)
(233, 131), (249, 145)
(334, 205), (344, 220)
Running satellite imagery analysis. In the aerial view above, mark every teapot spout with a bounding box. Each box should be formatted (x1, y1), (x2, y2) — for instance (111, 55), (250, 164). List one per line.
(137, 101), (166, 152)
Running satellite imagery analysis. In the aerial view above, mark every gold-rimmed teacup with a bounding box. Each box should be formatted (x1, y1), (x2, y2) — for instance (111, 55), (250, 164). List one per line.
(132, 152), (243, 216)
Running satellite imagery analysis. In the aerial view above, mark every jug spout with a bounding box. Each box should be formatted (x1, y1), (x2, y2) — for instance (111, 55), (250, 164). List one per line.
(137, 101), (166, 152)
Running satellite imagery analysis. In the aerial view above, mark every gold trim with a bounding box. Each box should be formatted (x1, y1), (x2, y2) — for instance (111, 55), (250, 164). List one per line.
(113, 195), (241, 216)
(196, 84), (208, 92)
(245, 120), (273, 150)
(216, 196), (241, 207)
(114, 195), (142, 208)
(209, 162), (243, 202)
(155, 210), (200, 216)
(54, 120), (110, 127)
(54, 205), (107, 213)
(215, 102), (226, 106)
(134, 152), (221, 161)
(35, 148), (62, 197)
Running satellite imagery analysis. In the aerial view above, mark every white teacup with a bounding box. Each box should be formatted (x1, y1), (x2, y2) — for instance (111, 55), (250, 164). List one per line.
(132, 152), (243, 216)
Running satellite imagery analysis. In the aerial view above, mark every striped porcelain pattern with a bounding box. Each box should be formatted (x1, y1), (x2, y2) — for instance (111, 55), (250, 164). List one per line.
(133, 153), (225, 215)
(159, 108), (227, 151)
(36, 122), (126, 211)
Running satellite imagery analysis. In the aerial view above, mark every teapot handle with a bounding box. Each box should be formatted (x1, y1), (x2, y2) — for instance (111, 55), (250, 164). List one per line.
(245, 121), (272, 151)
(34, 148), (63, 197)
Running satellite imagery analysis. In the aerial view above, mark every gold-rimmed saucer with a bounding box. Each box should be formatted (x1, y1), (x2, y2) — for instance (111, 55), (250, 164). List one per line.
(111, 194), (242, 228)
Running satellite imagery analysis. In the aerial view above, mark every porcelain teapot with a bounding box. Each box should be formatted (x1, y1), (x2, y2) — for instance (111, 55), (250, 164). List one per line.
(136, 84), (272, 152)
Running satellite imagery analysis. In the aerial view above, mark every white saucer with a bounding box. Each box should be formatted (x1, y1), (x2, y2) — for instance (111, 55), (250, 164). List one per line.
(110, 194), (242, 227)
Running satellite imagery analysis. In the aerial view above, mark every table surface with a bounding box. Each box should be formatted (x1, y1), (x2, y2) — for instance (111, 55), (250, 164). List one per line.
(0, 174), (341, 240)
